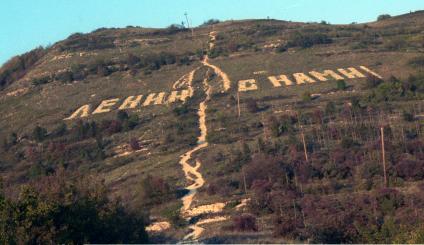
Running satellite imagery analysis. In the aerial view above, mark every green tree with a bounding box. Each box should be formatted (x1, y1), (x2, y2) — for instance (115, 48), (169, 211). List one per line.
(32, 126), (47, 142)
(336, 80), (347, 90)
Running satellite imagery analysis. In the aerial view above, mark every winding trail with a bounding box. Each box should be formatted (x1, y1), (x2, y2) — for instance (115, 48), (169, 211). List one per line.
(177, 31), (232, 242)
(201, 31), (232, 92)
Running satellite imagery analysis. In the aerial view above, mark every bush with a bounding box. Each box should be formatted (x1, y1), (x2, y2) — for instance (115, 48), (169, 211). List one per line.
(377, 14), (391, 21)
(365, 76), (384, 89)
(302, 91), (312, 102)
(402, 110), (415, 122)
(336, 80), (347, 90)
(129, 138), (141, 151)
(287, 32), (332, 48)
(138, 175), (174, 205)
(246, 99), (259, 113)
(0, 172), (149, 244)
(232, 213), (258, 232)
(32, 126), (47, 142)
(276, 44), (287, 53)
(408, 56), (424, 68)
(31, 76), (51, 86)
(55, 71), (73, 83)
(200, 19), (220, 27)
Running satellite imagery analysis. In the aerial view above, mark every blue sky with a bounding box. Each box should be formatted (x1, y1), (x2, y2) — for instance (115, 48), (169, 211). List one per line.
(0, 0), (422, 65)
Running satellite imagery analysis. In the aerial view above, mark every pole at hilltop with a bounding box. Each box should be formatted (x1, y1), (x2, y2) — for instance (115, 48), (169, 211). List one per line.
(184, 12), (194, 38)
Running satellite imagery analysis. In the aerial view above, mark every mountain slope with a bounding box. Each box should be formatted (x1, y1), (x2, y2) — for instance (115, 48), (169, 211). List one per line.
(1, 11), (424, 243)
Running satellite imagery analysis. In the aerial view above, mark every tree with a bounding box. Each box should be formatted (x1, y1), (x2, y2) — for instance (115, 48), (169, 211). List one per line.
(32, 126), (47, 142)
(0, 172), (149, 244)
(130, 138), (141, 151)
(336, 80), (347, 90)
(232, 213), (258, 232)
(246, 99), (259, 113)
(302, 91), (312, 102)
(325, 101), (336, 116)
(52, 123), (67, 137)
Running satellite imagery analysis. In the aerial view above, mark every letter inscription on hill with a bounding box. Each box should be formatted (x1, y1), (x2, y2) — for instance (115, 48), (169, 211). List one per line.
(64, 65), (382, 120)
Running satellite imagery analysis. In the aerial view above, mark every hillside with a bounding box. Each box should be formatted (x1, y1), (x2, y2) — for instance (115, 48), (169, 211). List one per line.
(1, 11), (424, 243)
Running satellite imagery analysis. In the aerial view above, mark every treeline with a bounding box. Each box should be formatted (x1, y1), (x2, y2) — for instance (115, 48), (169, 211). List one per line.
(0, 170), (148, 244)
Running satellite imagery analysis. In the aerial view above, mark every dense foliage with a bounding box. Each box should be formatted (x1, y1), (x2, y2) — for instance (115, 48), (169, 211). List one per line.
(0, 171), (148, 244)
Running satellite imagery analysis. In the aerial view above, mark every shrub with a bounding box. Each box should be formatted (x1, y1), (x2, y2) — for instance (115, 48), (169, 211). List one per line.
(0, 172), (149, 244)
(287, 32), (332, 48)
(377, 14), (391, 21)
(402, 110), (415, 122)
(302, 91), (312, 102)
(408, 56), (424, 68)
(31, 76), (51, 86)
(200, 19), (220, 27)
(246, 99), (259, 113)
(129, 138), (141, 151)
(127, 53), (141, 67)
(32, 126), (47, 142)
(232, 213), (258, 232)
(336, 80), (347, 90)
(138, 175), (174, 205)
(325, 101), (337, 115)
(55, 71), (73, 83)
(276, 44), (287, 53)
(365, 75), (384, 89)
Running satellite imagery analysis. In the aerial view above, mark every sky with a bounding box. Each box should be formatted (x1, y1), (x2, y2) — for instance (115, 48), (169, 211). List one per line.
(0, 0), (422, 65)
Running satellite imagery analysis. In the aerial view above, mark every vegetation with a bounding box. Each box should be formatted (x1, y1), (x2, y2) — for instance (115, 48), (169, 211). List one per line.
(377, 14), (392, 21)
(1, 11), (424, 243)
(0, 171), (148, 244)
(0, 47), (46, 89)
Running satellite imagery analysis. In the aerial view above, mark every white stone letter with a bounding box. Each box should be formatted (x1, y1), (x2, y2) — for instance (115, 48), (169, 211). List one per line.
(167, 90), (191, 103)
(238, 79), (258, 92)
(359, 66), (383, 79)
(92, 98), (120, 114)
(143, 92), (166, 106)
(268, 75), (294, 87)
(64, 104), (91, 120)
(119, 95), (143, 110)
(337, 67), (366, 79)
(309, 70), (344, 81)
(293, 73), (316, 84)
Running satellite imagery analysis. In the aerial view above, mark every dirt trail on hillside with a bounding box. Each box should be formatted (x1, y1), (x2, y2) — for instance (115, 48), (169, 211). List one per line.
(172, 67), (200, 97)
(201, 31), (232, 92)
(177, 31), (231, 242)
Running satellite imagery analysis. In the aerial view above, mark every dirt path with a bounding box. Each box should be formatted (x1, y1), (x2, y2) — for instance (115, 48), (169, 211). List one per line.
(201, 31), (232, 92)
(172, 67), (200, 97)
(177, 31), (231, 242)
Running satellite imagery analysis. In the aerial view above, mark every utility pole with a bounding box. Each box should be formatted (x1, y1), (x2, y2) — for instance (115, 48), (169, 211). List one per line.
(184, 12), (194, 38)
(381, 126), (388, 187)
(242, 169), (248, 194)
(301, 127), (309, 162)
(237, 91), (241, 119)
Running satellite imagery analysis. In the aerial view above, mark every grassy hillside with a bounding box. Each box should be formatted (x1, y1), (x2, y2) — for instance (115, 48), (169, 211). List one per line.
(1, 11), (424, 243)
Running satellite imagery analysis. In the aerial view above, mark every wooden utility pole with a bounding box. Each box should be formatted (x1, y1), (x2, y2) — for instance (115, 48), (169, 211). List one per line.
(237, 91), (241, 119)
(381, 126), (388, 187)
(184, 12), (194, 38)
(300, 126), (309, 162)
(242, 169), (248, 194)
